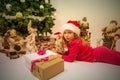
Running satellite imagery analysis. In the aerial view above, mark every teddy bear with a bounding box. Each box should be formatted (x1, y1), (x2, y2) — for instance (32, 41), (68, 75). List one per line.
(2, 29), (26, 59)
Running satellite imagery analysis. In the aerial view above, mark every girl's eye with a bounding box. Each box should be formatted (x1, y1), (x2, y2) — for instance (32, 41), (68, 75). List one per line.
(68, 32), (72, 34)
(64, 32), (66, 34)
(64, 30), (73, 34)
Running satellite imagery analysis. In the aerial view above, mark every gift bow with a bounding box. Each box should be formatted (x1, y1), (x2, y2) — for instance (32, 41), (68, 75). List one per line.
(31, 57), (48, 72)
(37, 50), (46, 55)
(31, 55), (57, 72)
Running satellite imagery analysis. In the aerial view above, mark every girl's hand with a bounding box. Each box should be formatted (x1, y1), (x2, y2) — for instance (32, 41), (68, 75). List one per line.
(57, 53), (62, 58)
(51, 48), (57, 53)
(50, 48), (62, 57)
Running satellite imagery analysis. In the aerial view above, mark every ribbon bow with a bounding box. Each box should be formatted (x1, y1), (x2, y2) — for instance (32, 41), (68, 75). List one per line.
(37, 50), (46, 55)
(31, 57), (48, 72)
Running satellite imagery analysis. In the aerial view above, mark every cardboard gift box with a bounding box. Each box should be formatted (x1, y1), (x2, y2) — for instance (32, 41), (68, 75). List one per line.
(32, 55), (64, 80)
(24, 50), (57, 70)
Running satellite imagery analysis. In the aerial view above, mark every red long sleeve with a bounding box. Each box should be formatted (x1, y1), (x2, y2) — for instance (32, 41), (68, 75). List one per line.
(62, 40), (80, 62)
(62, 39), (95, 62)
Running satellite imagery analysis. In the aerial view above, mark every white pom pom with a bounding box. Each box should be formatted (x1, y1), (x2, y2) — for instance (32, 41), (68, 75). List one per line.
(6, 4), (11, 10)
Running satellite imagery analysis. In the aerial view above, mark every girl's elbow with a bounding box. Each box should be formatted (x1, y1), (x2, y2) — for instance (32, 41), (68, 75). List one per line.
(64, 58), (75, 62)
(62, 56), (75, 62)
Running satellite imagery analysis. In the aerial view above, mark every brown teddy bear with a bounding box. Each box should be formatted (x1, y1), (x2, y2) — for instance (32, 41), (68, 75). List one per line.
(2, 29), (26, 59)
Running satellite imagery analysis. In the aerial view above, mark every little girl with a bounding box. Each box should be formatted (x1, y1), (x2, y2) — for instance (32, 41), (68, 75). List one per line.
(58, 20), (120, 66)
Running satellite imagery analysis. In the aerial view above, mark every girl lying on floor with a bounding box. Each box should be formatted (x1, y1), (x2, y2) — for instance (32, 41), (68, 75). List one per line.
(56, 20), (120, 66)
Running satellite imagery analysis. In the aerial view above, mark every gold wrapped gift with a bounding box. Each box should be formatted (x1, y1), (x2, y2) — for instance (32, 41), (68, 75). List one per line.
(32, 55), (64, 80)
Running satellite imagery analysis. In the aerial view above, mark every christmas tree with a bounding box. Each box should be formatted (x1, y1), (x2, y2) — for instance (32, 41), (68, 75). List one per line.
(0, 0), (56, 37)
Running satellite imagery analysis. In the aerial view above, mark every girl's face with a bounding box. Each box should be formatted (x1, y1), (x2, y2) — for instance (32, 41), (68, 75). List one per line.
(63, 30), (75, 42)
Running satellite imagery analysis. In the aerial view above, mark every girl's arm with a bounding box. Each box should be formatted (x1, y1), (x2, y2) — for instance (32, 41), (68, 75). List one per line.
(62, 40), (80, 62)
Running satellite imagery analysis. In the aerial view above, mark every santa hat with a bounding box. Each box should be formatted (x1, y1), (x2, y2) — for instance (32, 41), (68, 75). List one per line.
(54, 32), (61, 35)
(63, 20), (80, 35)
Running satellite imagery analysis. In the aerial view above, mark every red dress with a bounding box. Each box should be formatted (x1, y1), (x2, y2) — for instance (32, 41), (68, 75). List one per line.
(62, 39), (120, 66)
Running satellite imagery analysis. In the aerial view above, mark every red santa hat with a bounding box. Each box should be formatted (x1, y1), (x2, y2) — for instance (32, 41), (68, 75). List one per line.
(54, 32), (61, 35)
(63, 20), (80, 35)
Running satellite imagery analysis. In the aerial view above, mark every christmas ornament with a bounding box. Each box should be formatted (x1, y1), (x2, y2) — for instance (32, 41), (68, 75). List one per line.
(6, 4), (11, 11)
(20, 0), (25, 3)
(16, 12), (23, 18)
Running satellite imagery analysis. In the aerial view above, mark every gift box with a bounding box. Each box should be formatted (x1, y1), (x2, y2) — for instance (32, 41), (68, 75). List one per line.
(32, 55), (64, 80)
(24, 50), (57, 70)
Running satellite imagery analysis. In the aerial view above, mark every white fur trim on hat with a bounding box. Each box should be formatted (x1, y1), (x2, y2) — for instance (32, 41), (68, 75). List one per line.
(63, 23), (80, 35)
